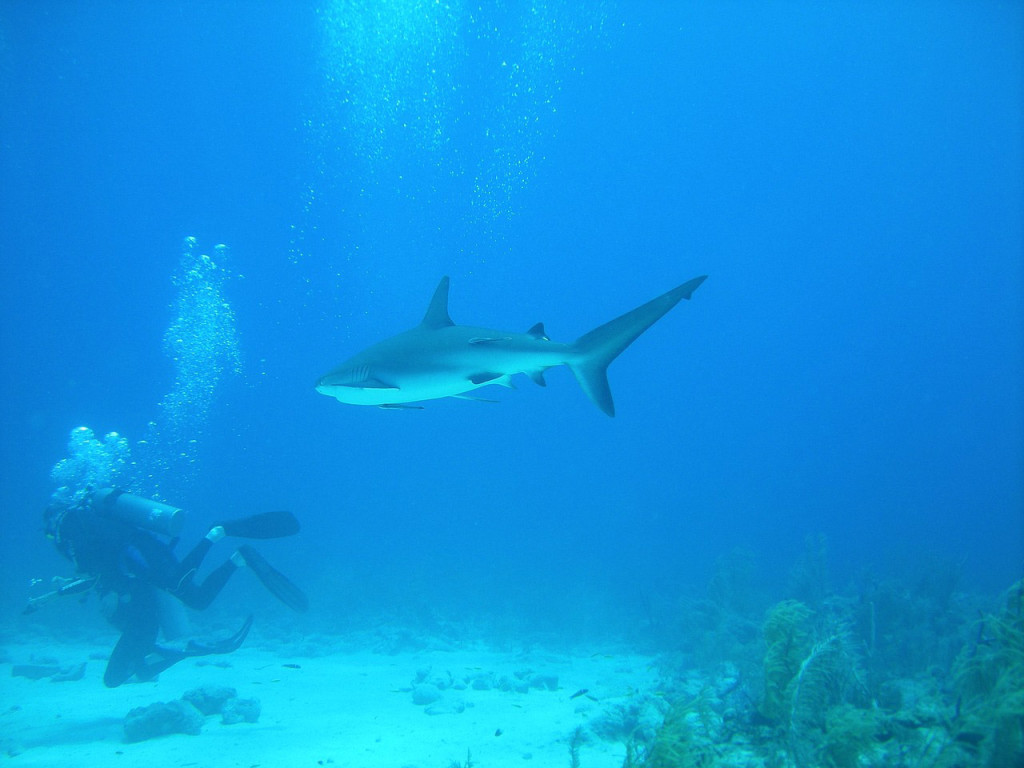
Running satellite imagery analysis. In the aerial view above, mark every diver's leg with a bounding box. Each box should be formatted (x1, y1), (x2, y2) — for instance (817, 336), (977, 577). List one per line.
(104, 629), (151, 688)
(116, 615), (254, 684)
(174, 526), (224, 582)
(103, 589), (161, 688)
(170, 527), (233, 609)
(175, 543), (308, 613)
(174, 557), (239, 611)
(157, 591), (190, 640)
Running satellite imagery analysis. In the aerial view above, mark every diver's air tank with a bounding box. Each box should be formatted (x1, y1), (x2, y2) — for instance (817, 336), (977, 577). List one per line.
(91, 488), (185, 537)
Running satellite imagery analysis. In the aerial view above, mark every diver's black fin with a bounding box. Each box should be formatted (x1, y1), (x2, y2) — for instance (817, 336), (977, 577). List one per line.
(238, 545), (309, 613)
(214, 614), (254, 653)
(219, 510), (300, 539)
(184, 614), (254, 657)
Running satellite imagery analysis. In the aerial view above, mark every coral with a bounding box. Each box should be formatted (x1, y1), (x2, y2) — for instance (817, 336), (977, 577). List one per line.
(569, 726), (584, 768)
(757, 598), (875, 767)
(786, 628), (871, 768)
(221, 697), (261, 725)
(937, 578), (1024, 767)
(760, 600), (814, 723)
(853, 565), (972, 687)
(636, 691), (719, 768)
(123, 700), (204, 743)
(791, 630), (866, 723)
(820, 704), (882, 768)
(589, 692), (667, 744)
(182, 685), (237, 716)
(412, 683), (443, 705)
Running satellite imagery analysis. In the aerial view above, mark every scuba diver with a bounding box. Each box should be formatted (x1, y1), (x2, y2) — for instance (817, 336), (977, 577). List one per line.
(31, 487), (308, 688)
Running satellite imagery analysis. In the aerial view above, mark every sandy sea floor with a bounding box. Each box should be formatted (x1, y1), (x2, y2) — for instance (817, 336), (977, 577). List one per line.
(1, 630), (662, 768)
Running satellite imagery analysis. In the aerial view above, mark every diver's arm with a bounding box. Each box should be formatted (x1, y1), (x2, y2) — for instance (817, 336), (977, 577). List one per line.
(22, 576), (98, 614)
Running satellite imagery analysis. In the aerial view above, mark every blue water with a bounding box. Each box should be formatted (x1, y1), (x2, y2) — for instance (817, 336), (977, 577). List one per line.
(1, 1), (1021, 640)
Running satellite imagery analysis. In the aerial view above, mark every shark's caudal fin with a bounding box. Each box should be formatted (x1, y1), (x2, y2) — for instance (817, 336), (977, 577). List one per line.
(568, 275), (707, 417)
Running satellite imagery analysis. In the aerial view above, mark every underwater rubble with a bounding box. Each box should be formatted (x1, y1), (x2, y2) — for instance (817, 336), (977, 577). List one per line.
(123, 685), (261, 743)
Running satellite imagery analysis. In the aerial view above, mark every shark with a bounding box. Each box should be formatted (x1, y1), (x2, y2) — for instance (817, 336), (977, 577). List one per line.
(315, 274), (707, 416)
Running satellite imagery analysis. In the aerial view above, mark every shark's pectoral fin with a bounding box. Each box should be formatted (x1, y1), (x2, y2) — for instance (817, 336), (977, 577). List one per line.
(468, 373), (515, 389)
(469, 372), (505, 385)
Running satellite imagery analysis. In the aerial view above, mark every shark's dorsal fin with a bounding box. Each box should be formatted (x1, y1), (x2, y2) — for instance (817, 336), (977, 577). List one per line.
(421, 276), (454, 329)
(526, 322), (548, 341)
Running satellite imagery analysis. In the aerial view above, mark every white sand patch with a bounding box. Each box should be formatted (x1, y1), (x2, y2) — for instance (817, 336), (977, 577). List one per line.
(2, 638), (663, 768)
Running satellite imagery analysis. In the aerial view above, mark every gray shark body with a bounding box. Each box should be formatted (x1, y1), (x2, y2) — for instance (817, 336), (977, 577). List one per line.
(316, 274), (707, 416)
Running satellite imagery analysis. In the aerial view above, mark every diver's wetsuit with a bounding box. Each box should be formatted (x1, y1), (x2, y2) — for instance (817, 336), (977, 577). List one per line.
(54, 507), (244, 687)
(118, 531), (236, 610)
(103, 535), (244, 687)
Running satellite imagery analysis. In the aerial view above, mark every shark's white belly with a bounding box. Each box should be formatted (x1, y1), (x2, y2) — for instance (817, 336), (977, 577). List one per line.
(317, 370), (512, 405)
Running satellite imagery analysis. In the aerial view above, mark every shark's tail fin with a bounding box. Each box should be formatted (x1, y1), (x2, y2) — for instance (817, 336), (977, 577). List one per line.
(568, 275), (707, 417)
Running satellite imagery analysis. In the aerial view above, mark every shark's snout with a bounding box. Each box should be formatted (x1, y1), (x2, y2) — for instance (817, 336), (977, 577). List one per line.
(315, 376), (337, 391)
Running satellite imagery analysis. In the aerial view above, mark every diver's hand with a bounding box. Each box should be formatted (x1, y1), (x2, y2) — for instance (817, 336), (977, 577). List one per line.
(22, 576), (98, 614)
